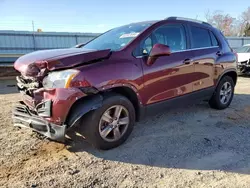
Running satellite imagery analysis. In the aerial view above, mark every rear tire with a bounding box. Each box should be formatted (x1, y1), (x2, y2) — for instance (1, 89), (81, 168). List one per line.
(79, 93), (135, 150)
(209, 76), (235, 110)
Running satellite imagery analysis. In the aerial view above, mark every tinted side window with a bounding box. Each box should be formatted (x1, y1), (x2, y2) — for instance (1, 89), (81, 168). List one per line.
(154, 25), (186, 52)
(190, 26), (212, 48)
(139, 24), (186, 55)
(143, 37), (153, 54)
(210, 31), (219, 46)
(248, 47), (250, 52)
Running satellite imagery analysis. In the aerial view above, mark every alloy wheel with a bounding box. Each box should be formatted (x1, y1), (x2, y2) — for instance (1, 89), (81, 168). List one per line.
(220, 82), (232, 105)
(99, 105), (130, 142)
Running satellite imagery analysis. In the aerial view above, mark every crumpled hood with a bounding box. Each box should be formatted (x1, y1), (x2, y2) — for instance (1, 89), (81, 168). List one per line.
(14, 48), (111, 77)
(237, 53), (250, 63)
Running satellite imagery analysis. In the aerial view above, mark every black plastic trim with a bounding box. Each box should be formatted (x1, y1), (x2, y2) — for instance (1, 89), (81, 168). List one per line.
(145, 87), (215, 116)
(216, 68), (237, 87)
(65, 94), (103, 128)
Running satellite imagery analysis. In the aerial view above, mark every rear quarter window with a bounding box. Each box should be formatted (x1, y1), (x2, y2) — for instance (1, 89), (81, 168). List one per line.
(218, 31), (232, 52)
(210, 31), (219, 46)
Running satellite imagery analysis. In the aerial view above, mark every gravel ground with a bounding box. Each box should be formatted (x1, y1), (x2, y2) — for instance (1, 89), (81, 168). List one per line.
(0, 77), (250, 188)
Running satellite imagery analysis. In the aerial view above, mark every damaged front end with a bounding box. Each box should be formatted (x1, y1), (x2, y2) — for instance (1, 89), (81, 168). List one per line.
(12, 49), (111, 141)
(13, 75), (64, 140)
(12, 48), (110, 141)
(13, 101), (67, 142)
(237, 59), (250, 74)
(13, 73), (103, 142)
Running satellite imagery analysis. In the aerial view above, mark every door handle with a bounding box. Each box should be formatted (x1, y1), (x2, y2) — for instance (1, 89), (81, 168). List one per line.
(183, 59), (192, 64)
(216, 51), (222, 56)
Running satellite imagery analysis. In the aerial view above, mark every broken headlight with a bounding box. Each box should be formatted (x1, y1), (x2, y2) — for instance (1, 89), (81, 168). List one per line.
(42, 69), (79, 89)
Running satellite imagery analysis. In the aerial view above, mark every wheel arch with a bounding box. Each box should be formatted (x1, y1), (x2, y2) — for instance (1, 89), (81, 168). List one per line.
(102, 86), (144, 121)
(65, 85), (144, 129)
(65, 94), (103, 128)
(217, 69), (237, 87)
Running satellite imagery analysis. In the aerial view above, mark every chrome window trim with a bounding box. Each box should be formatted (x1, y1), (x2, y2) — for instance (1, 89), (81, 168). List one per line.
(135, 46), (219, 58)
(172, 46), (219, 53)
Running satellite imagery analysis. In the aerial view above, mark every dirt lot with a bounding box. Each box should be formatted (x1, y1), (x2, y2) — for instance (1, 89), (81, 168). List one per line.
(1, 77), (250, 188)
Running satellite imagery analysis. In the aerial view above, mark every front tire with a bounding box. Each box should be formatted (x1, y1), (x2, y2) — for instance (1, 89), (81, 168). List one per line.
(80, 93), (135, 150)
(209, 76), (235, 110)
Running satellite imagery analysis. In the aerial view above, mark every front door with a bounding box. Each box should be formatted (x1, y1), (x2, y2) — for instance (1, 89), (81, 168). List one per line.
(138, 24), (197, 105)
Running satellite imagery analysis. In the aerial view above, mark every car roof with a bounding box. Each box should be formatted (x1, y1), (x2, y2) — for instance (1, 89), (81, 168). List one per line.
(165, 17), (212, 27)
(130, 17), (213, 29)
(128, 20), (159, 25)
(243, 44), (250, 47)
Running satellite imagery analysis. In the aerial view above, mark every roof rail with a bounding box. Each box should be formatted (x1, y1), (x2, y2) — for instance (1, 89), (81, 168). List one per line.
(165, 17), (212, 26)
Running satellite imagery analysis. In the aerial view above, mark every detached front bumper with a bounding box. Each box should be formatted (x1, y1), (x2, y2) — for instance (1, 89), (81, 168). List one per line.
(12, 101), (66, 142)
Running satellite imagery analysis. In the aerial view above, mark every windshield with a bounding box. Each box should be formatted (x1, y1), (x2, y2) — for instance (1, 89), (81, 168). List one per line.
(236, 46), (250, 53)
(82, 23), (153, 51)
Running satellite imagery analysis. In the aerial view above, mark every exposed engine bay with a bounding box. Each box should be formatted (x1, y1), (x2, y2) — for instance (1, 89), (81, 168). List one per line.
(16, 75), (41, 97)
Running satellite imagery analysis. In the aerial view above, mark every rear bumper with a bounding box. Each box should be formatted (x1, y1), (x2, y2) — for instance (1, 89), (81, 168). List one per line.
(12, 101), (66, 142)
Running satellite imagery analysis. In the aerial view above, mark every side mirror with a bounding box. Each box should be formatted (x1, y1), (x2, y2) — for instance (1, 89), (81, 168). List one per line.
(147, 44), (171, 66)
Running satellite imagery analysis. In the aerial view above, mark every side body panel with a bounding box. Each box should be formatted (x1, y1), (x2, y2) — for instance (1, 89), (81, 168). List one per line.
(73, 51), (145, 104)
(212, 28), (237, 85)
(192, 47), (218, 91)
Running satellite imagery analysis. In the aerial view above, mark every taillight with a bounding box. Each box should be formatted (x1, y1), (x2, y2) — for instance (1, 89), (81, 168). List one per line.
(232, 49), (238, 63)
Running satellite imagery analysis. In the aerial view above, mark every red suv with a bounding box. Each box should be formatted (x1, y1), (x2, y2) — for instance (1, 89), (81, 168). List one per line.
(13, 17), (237, 149)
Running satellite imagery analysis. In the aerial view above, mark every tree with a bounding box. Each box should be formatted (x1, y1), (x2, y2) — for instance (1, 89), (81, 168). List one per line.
(205, 10), (237, 36)
(205, 7), (250, 36)
(244, 22), (250, 36)
(241, 7), (250, 36)
(242, 7), (250, 23)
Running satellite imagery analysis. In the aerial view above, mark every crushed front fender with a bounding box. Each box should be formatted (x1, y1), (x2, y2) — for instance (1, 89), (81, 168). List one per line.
(65, 94), (103, 128)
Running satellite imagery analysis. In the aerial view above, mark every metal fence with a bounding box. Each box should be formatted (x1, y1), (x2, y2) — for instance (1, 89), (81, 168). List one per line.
(0, 31), (99, 64)
(227, 37), (250, 49)
(0, 31), (100, 54)
(0, 30), (250, 65)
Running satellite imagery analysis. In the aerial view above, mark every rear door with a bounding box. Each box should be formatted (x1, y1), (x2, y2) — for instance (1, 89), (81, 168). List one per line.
(188, 25), (220, 91)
